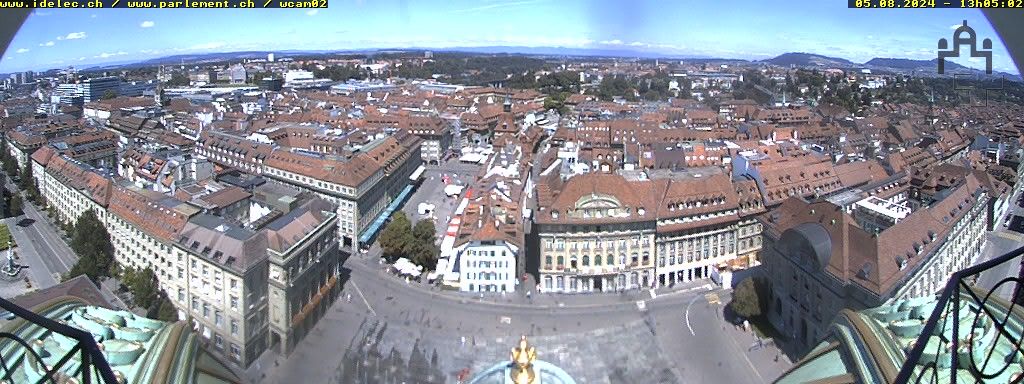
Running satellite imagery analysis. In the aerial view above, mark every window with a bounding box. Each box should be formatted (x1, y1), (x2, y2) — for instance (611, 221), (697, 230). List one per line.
(582, 255), (590, 266)
(214, 334), (224, 350)
(191, 298), (198, 311)
(215, 311), (223, 326)
(230, 296), (238, 310)
(231, 319), (238, 335)
(203, 303), (209, 318)
(606, 255), (614, 266)
(556, 256), (564, 266)
(178, 288), (184, 302)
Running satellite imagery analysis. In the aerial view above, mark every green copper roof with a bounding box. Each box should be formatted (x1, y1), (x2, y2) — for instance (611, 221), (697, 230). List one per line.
(0, 297), (240, 384)
(776, 288), (1024, 384)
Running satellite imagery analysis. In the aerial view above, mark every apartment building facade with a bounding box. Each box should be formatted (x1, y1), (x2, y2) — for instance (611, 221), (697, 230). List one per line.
(760, 170), (991, 353)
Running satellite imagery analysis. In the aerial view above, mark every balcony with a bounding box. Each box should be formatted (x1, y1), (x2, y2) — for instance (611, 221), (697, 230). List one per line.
(0, 297), (119, 384)
(895, 245), (1024, 384)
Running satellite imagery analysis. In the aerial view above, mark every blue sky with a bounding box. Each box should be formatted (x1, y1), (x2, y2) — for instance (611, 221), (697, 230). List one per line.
(0, 0), (1018, 74)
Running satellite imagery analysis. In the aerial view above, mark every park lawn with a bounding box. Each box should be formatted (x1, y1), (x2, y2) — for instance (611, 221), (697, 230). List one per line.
(0, 224), (14, 250)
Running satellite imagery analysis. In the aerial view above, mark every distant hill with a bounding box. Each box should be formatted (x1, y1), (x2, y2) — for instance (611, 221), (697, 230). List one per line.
(865, 57), (1021, 81)
(761, 52), (856, 68)
(58, 47), (1018, 82)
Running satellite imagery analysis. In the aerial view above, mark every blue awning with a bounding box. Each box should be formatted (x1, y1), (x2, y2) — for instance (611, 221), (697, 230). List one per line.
(359, 184), (416, 244)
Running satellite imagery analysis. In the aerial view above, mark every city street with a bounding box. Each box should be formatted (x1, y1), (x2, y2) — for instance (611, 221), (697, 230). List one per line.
(2, 176), (127, 308)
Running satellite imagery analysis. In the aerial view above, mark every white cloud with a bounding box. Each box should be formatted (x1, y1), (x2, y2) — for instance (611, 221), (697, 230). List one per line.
(57, 32), (87, 40)
(140, 21), (155, 28)
(90, 14), (97, 18)
(77, 57), (86, 61)
(306, 9), (318, 16)
(950, 23), (964, 30)
(94, 51), (128, 59)
(628, 41), (646, 47)
(39, 41), (54, 47)
(600, 39), (623, 45)
(190, 42), (225, 50)
(15, 48), (29, 54)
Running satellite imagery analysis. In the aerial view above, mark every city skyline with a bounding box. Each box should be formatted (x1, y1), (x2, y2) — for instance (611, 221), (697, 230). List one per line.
(0, 0), (1018, 74)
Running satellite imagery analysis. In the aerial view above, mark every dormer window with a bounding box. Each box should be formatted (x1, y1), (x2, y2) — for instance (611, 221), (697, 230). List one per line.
(551, 211), (559, 220)
(638, 208), (646, 216)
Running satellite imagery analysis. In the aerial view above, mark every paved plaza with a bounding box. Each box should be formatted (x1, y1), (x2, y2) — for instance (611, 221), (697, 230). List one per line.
(245, 257), (792, 384)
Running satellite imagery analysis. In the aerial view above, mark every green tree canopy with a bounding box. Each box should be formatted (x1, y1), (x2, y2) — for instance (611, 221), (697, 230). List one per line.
(19, 161), (38, 201)
(156, 297), (178, 322)
(730, 277), (772, 319)
(379, 211), (412, 263)
(412, 219), (436, 244)
(8, 193), (22, 217)
(126, 267), (159, 310)
(66, 209), (115, 282)
(410, 219), (439, 270)
(166, 71), (190, 87)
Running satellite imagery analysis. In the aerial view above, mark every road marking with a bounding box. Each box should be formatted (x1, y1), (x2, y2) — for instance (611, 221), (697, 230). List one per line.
(500, 316), (511, 325)
(350, 280), (376, 317)
(685, 295), (699, 336)
(705, 293), (720, 305)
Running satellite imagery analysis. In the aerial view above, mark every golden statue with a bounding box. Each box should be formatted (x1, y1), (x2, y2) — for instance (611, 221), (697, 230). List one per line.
(509, 335), (537, 384)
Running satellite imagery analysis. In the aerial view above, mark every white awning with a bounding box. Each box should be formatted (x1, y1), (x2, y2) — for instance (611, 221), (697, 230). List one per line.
(444, 184), (465, 197)
(409, 165), (426, 181)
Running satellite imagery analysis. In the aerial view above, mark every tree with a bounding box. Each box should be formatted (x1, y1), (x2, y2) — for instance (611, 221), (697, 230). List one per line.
(410, 219), (440, 270)
(730, 277), (771, 319)
(409, 241), (440, 271)
(19, 161), (37, 202)
(378, 211), (412, 262)
(156, 297), (178, 322)
(8, 193), (22, 217)
(66, 210), (115, 282)
(127, 267), (159, 310)
(1, 150), (16, 179)
(166, 71), (190, 87)
(101, 89), (118, 100)
(413, 219), (436, 244)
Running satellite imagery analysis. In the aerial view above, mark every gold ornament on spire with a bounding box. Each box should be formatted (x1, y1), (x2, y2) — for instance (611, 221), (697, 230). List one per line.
(510, 335), (537, 384)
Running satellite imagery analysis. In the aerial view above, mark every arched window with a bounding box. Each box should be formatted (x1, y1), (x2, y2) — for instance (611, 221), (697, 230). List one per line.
(582, 255), (590, 266)
(606, 255), (613, 265)
(557, 256), (564, 266)
(545, 256), (552, 266)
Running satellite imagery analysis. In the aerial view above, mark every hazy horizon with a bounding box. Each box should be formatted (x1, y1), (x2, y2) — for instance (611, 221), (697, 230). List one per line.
(0, 0), (1019, 74)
